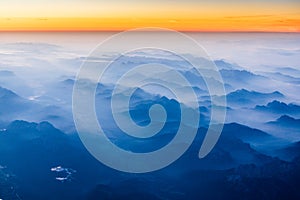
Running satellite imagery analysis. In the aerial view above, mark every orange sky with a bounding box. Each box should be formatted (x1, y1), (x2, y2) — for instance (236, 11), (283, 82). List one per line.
(0, 1), (299, 32)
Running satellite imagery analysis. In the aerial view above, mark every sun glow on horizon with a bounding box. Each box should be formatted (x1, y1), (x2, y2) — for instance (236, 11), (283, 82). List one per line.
(0, 0), (299, 32)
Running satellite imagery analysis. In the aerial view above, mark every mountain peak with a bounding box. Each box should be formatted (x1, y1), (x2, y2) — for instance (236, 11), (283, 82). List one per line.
(266, 100), (288, 109)
(230, 89), (284, 97)
(277, 115), (296, 122)
(256, 100), (300, 115)
(7, 120), (63, 135)
(214, 59), (239, 70)
(8, 120), (37, 130)
(36, 121), (57, 131)
(223, 122), (271, 139)
(268, 100), (283, 105)
(236, 88), (248, 93)
(62, 78), (75, 85)
(272, 91), (283, 96)
(0, 86), (19, 99)
(267, 115), (300, 129)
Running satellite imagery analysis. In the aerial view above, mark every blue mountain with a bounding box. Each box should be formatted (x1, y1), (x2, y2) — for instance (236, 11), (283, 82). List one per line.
(261, 71), (300, 84)
(0, 86), (20, 100)
(267, 115), (300, 129)
(220, 69), (268, 90)
(214, 59), (240, 70)
(256, 100), (300, 115)
(0, 87), (66, 130)
(225, 89), (284, 107)
(0, 118), (299, 200)
(0, 120), (97, 199)
(0, 70), (15, 77)
(0, 120), (67, 150)
(0, 70), (33, 97)
(275, 67), (300, 78)
(263, 115), (300, 142)
(61, 78), (75, 86)
(0, 86), (33, 116)
(275, 141), (300, 161)
(182, 68), (233, 92)
(221, 122), (271, 142)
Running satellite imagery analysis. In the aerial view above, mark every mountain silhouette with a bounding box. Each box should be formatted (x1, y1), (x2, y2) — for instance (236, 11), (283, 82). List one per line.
(256, 100), (300, 115)
(225, 89), (284, 107)
(267, 115), (300, 129)
(0, 86), (33, 117)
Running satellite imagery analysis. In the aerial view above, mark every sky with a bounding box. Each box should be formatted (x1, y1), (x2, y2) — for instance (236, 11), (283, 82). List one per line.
(0, 0), (299, 32)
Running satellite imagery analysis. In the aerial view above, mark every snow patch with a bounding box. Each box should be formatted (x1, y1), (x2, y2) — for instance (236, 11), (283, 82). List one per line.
(51, 166), (76, 182)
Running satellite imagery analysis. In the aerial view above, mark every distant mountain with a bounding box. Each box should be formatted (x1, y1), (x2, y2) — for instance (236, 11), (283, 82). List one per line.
(221, 122), (271, 143)
(42, 78), (75, 105)
(130, 95), (181, 125)
(260, 71), (300, 84)
(275, 67), (300, 78)
(162, 122), (276, 172)
(225, 89), (284, 108)
(0, 70), (15, 77)
(256, 100), (300, 115)
(0, 86), (20, 100)
(86, 121), (299, 199)
(0, 86), (52, 127)
(220, 69), (268, 91)
(61, 78), (75, 86)
(0, 120), (70, 170)
(29, 79), (75, 133)
(4, 42), (62, 53)
(264, 115), (300, 141)
(0, 86), (33, 116)
(0, 120), (66, 146)
(87, 156), (300, 200)
(267, 115), (300, 129)
(285, 141), (300, 154)
(220, 69), (266, 82)
(182, 68), (233, 92)
(0, 118), (297, 200)
(214, 123), (277, 164)
(85, 138), (300, 200)
(275, 141), (300, 161)
(0, 84), (74, 133)
(195, 135), (272, 169)
(0, 120), (100, 199)
(0, 70), (33, 97)
(214, 59), (240, 70)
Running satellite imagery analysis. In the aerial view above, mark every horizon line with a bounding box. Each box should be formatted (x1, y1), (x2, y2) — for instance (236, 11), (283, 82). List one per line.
(1, 30), (299, 33)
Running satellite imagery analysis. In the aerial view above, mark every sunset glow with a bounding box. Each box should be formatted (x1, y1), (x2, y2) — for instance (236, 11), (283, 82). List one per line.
(0, 0), (299, 32)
